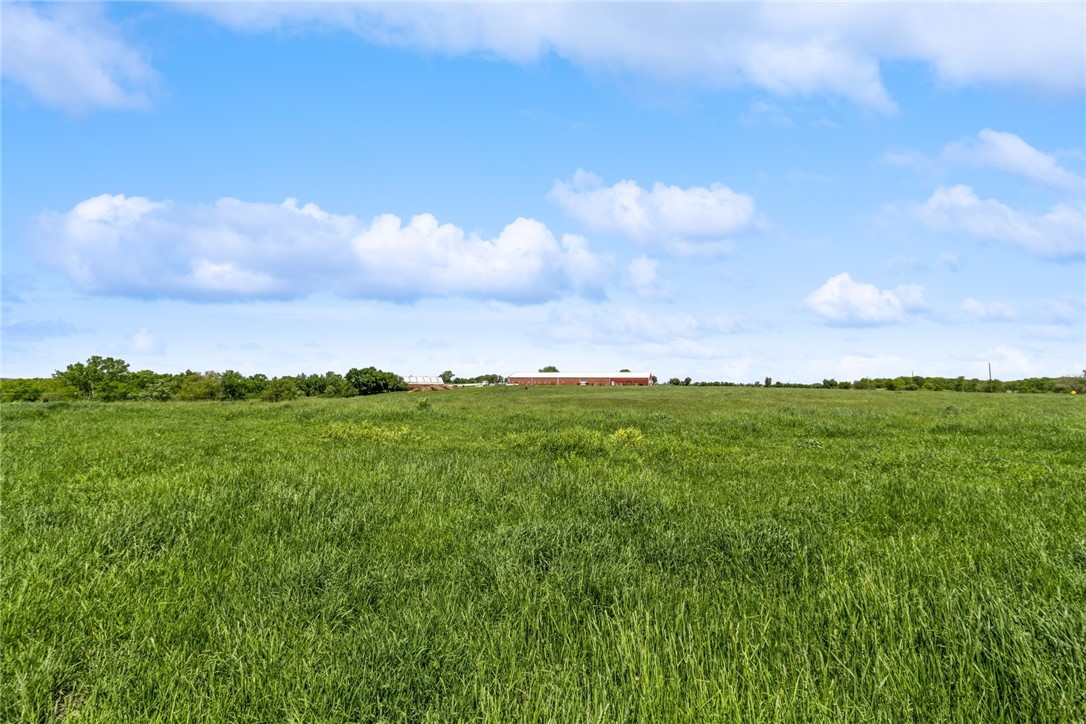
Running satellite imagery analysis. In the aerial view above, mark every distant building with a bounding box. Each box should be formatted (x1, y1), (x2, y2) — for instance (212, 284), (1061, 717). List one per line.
(508, 371), (652, 387)
(405, 375), (444, 388)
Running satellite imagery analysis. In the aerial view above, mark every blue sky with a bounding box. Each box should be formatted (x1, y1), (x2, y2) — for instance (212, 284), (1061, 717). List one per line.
(3, 2), (1084, 382)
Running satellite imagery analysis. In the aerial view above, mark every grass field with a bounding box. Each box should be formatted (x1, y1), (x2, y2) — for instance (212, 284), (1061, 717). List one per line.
(3, 387), (1085, 722)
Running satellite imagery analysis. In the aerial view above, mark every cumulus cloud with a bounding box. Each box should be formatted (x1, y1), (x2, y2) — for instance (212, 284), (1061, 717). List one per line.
(183, 3), (1084, 111)
(806, 273), (926, 326)
(549, 170), (757, 254)
(944, 130), (1084, 192)
(913, 185), (1085, 260)
(32, 194), (607, 303)
(2, 4), (157, 113)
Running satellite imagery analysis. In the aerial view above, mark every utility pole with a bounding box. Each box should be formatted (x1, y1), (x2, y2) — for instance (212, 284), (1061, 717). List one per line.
(989, 363), (993, 393)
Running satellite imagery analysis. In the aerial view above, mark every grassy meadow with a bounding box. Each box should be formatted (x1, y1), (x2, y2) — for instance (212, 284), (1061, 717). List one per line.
(3, 386), (1085, 721)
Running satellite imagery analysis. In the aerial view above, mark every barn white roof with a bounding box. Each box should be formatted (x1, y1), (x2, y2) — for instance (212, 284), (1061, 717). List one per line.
(405, 375), (444, 385)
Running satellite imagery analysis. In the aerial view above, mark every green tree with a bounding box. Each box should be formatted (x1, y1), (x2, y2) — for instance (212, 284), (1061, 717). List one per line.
(262, 376), (300, 402)
(175, 372), (223, 401)
(1, 379), (45, 402)
(345, 367), (408, 396)
(440, 370), (454, 384)
(221, 370), (248, 401)
(321, 372), (356, 398)
(136, 379), (175, 401)
(539, 365), (559, 373)
(247, 374), (269, 397)
(54, 356), (131, 400)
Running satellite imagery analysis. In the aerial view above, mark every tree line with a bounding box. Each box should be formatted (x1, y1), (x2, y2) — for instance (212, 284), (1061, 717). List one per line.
(690, 373), (1084, 394)
(1, 356), (409, 402)
(2, 357), (1082, 403)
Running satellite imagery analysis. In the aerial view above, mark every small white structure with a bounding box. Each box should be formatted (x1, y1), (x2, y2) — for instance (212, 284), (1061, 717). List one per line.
(405, 375), (444, 387)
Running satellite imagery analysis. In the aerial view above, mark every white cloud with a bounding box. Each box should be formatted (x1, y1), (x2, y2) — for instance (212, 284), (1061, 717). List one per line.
(33, 194), (607, 303)
(806, 272), (926, 326)
(546, 303), (754, 347)
(2, 4), (157, 113)
(893, 284), (927, 310)
(962, 298), (1016, 322)
(626, 255), (667, 299)
(764, 3), (1083, 94)
(913, 185), (1085, 260)
(547, 307), (701, 346)
(742, 39), (894, 113)
(183, 3), (1084, 111)
(944, 130), (1084, 192)
(984, 345), (1044, 379)
(130, 327), (165, 355)
(549, 170), (757, 253)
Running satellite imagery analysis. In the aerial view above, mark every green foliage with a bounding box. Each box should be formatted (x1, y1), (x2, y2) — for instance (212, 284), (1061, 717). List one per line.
(538, 365), (559, 372)
(345, 366), (408, 396)
(0, 378), (46, 402)
(451, 372), (505, 385)
(3, 389), (1085, 720)
(134, 379), (174, 402)
(261, 376), (300, 402)
(174, 371), (223, 401)
(320, 372), (356, 398)
(3, 388), (1084, 720)
(54, 355), (131, 400)
(292, 371), (356, 398)
(13, 358), (409, 404)
(220, 370), (248, 401)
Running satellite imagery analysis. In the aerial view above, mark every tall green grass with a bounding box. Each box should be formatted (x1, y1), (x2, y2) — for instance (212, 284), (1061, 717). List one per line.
(3, 387), (1084, 721)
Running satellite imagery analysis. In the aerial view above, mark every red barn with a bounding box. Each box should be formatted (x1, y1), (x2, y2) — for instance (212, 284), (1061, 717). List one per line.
(508, 371), (652, 387)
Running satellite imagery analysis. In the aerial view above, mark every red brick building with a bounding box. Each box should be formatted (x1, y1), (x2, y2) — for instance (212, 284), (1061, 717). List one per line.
(508, 371), (653, 387)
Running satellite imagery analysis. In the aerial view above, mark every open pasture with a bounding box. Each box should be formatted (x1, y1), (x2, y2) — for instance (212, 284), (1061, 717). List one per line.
(3, 387), (1084, 721)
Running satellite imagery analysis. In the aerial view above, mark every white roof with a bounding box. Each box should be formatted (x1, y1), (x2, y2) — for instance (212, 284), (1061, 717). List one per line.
(508, 371), (651, 379)
(405, 375), (444, 384)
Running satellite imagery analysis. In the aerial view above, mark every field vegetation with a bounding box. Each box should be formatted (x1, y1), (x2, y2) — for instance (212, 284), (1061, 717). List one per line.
(2, 356), (1082, 403)
(3, 386), (1084, 721)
